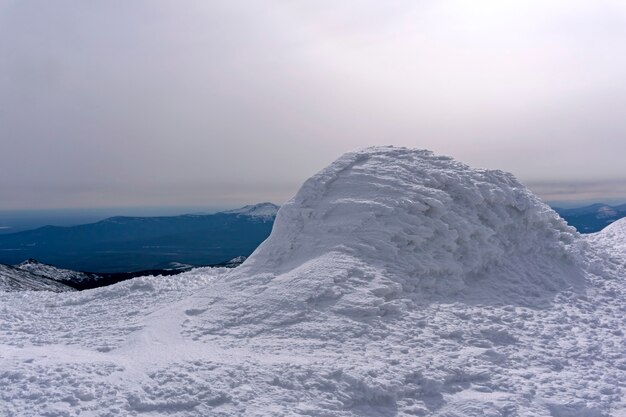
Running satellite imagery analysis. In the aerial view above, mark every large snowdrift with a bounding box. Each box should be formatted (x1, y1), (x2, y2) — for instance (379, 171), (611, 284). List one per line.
(189, 147), (587, 340)
(250, 147), (581, 287)
(1, 147), (624, 417)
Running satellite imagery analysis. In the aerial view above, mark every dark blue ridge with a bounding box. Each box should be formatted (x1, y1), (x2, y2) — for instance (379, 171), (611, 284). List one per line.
(0, 206), (276, 273)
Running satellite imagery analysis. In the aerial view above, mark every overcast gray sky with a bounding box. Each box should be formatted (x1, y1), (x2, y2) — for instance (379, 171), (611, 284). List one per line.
(2, 0), (626, 210)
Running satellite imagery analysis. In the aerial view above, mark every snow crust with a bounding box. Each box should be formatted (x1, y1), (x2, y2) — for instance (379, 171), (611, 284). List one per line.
(0, 147), (624, 416)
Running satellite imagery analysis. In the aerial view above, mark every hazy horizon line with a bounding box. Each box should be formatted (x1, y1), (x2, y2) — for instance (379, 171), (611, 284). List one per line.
(2, 196), (626, 214)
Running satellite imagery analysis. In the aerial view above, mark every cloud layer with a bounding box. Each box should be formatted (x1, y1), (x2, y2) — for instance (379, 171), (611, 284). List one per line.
(2, 0), (626, 209)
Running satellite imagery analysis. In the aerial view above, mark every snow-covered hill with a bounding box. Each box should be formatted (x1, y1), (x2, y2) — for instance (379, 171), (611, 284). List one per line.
(0, 147), (624, 416)
(16, 259), (94, 283)
(587, 217), (626, 256)
(0, 204), (276, 272)
(0, 263), (75, 292)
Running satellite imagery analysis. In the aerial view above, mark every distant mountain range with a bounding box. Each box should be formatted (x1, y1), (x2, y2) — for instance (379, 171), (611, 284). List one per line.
(552, 203), (626, 233)
(0, 203), (278, 273)
(1, 200), (621, 280)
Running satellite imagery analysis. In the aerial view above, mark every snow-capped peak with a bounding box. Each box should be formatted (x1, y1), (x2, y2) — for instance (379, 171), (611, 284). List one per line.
(222, 202), (279, 220)
(16, 258), (42, 268)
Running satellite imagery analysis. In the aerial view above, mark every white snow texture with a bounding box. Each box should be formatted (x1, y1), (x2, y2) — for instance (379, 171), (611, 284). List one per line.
(0, 264), (75, 293)
(16, 259), (92, 283)
(1, 147), (624, 417)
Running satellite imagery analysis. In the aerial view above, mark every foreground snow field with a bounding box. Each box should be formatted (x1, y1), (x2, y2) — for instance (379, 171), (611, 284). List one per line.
(1, 147), (625, 416)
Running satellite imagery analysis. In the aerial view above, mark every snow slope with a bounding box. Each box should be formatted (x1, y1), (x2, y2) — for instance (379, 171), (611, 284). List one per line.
(0, 147), (624, 416)
(16, 259), (94, 283)
(587, 217), (626, 258)
(0, 263), (75, 292)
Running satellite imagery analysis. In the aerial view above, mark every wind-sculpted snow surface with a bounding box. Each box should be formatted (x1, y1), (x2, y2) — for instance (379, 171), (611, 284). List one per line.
(1, 147), (624, 416)
(587, 218), (626, 259)
(243, 147), (584, 300)
(187, 148), (589, 341)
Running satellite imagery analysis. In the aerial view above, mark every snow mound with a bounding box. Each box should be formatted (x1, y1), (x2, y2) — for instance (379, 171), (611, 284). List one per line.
(185, 147), (588, 351)
(242, 147), (583, 302)
(588, 217), (626, 251)
(586, 217), (626, 268)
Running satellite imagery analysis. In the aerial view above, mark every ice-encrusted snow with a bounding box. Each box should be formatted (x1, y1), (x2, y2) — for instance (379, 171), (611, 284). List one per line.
(585, 217), (626, 287)
(241, 148), (584, 304)
(225, 255), (247, 266)
(222, 202), (279, 220)
(587, 217), (626, 257)
(1, 147), (624, 416)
